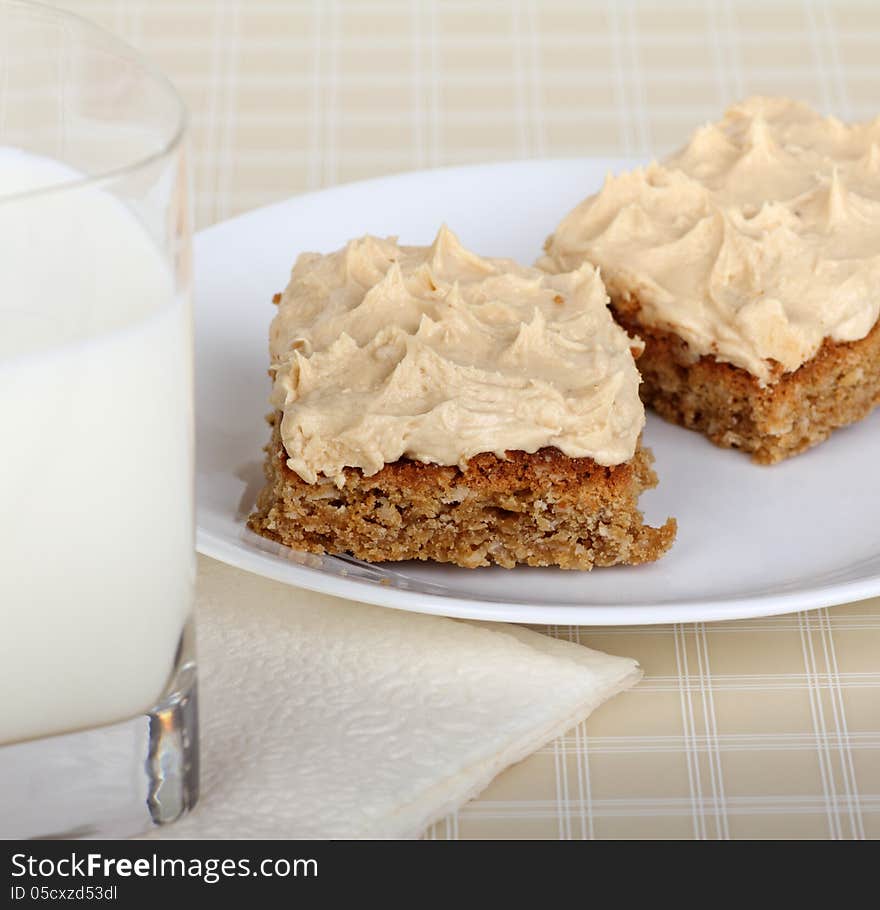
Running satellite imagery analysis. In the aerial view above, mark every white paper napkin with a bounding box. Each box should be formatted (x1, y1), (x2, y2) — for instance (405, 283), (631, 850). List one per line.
(148, 557), (641, 840)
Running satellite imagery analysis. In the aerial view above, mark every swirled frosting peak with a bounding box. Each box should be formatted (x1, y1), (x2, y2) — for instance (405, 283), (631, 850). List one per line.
(542, 96), (880, 384)
(269, 226), (645, 484)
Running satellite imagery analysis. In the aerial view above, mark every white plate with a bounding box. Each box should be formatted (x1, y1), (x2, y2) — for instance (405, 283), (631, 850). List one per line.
(195, 157), (880, 625)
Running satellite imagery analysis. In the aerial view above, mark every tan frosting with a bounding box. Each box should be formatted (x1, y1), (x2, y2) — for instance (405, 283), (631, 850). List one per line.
(541, 96), (880, 384)
(269, 227), (645, 484)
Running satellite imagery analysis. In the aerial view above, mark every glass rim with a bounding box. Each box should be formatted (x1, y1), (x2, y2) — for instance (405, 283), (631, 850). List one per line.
(0, 0), (188, 205)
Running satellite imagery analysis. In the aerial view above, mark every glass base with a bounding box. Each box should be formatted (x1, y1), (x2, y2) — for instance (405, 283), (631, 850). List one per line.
(0, 626), (198, 839)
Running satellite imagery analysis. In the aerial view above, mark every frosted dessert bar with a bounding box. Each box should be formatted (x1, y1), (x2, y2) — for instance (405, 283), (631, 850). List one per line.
(543, 97), (880, 463)
(249, 227), (675, 568)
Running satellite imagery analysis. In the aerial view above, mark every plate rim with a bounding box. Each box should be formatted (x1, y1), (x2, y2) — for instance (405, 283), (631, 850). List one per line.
(192, 153), (644, 243)
(194, 156), (880, 625)
(197, 527), (880, 626)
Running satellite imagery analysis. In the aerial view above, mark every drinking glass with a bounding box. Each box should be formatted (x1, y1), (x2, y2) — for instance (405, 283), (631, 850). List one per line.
(0, 0), (198, 837)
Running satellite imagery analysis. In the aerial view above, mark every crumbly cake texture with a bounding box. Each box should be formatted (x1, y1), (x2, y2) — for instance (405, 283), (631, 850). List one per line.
(249, 415), (676, 570)
(612, 293), (880, 463)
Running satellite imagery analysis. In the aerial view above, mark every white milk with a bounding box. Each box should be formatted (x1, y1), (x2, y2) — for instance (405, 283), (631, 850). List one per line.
(0, 148), (193, 744)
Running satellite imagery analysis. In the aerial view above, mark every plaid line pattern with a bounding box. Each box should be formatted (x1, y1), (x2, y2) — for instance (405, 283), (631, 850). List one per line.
(55, 0), (880, 839)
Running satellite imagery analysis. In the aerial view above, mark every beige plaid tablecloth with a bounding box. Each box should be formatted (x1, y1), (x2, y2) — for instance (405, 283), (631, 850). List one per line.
(58, 0), (880, 839)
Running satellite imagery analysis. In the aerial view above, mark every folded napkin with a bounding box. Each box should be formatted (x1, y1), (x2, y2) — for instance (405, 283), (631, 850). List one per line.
(148, 557), (641, 840)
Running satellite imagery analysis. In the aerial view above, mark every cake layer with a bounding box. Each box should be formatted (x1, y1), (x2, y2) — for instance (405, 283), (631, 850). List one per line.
(612, 293), (880, 463)
(542, 97), (880, 384)
(268, 226), (645, 484)
(249, 416), (676, 570)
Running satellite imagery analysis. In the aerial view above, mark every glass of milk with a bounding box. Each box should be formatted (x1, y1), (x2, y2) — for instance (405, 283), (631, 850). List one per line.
(0, 1), (197, 837)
